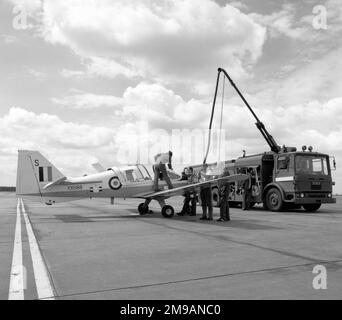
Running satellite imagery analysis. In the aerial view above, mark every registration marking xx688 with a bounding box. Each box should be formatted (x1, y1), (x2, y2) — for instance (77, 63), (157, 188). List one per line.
(67, 185), (83, 191)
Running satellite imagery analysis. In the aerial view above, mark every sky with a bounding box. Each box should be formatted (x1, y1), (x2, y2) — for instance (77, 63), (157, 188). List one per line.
(0, 0), (341, 192)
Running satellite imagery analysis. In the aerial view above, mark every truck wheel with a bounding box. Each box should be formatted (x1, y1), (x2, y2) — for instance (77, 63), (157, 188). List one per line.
(212, 188), (220, 207)
(266, 188), (283, 212)
(303, 204), (321, 212)
(161, 205), (175, 218)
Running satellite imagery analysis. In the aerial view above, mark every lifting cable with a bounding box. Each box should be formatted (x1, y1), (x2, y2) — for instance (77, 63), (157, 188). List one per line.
(218, 75), (225, 161)
(203, 70), (226, 165)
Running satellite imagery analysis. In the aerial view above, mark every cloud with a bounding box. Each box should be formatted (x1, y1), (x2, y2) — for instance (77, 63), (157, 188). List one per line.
(27, 68), (46, 79)
(0, 107), (119, 184)
(7, 0), (42, 14)
(254, 46), (342, 107)
(60, 69), (86, 78)
(12, 0), (266, 88)
(0, 34), (18, 44)
(249, 4), (308, 39)
(0, 107), (114, 151)
(52, 92), (122, 109)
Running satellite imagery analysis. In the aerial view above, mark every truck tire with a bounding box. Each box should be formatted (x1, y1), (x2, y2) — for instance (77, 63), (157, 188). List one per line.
(266, 188), (283, 212)
(212, 187), (220, 207)
(302, 203), (321, 212)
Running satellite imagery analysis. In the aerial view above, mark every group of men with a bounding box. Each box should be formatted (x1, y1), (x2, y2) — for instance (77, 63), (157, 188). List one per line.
(152, 151), (252, 222)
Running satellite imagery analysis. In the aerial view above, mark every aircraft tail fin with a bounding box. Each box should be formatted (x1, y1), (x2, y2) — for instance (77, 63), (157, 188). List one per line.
(16, 150), (64, 196)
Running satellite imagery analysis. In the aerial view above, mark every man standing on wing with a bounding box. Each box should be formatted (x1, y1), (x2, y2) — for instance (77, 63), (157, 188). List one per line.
(153, 151), (174, 192)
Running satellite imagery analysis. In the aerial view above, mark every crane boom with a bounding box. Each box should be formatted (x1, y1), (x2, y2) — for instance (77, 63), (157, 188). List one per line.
(204, 68), (280, 165)
(218, 68), (280, 153)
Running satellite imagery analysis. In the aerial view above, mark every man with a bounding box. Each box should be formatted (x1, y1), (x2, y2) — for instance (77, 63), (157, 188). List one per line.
(153, 151), (174, 192)
(177, 167), (198, 216)
(199, 164), (213, 221)
(242, 168), (252, 211)
(217, 167), (231, 221)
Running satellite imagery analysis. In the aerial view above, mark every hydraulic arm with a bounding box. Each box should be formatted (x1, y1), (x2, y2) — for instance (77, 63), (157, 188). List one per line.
(204, 68), (280, 164)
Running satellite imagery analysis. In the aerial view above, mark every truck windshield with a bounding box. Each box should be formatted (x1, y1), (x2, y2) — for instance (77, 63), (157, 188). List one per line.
(295, 155), (328, 175)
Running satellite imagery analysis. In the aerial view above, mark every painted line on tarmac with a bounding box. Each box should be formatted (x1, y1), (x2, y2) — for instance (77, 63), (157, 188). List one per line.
(8, 199), (25, 300)
(21, 199), (55, 300)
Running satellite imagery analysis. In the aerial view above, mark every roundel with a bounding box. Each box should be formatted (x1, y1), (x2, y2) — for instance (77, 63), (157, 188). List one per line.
(109, 176), (122, 190)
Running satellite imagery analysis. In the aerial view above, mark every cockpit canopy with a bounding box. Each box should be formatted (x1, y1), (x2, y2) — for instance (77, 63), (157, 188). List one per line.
(110, 164), (152, 182)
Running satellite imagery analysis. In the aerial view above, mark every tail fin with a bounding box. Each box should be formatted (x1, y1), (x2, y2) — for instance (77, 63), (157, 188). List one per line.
(16, 150), (64, 196)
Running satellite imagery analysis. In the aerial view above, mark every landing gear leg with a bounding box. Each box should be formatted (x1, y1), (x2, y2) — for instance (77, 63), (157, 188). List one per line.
(157, 199), (166, 209)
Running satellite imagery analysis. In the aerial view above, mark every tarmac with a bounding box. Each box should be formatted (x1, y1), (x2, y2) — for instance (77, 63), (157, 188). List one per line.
(1, 192), (342, 300)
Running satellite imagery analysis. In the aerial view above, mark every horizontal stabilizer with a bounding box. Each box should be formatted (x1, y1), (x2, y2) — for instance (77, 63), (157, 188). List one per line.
(42, 176), (67, 190)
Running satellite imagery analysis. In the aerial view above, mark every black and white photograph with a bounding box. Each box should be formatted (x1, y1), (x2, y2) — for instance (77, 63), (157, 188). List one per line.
(0, 0), (341, 305)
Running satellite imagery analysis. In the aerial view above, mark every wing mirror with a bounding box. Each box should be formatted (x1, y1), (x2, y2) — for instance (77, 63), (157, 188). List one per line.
(330, 156), (336, 171)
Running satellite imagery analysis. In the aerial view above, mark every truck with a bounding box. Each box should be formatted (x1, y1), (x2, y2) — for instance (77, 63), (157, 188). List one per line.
(204, 68), (336, 212)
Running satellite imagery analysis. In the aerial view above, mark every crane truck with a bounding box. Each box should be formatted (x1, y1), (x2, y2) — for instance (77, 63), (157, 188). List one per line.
(204, 68), (336, 212)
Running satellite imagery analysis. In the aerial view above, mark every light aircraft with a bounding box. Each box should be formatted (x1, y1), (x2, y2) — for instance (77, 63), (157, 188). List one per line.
(16, 150), (249, 218)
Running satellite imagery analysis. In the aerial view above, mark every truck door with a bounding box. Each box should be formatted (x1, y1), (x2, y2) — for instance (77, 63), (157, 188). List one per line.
(274, 155), (295, 200)
(261, 156), (274, 187)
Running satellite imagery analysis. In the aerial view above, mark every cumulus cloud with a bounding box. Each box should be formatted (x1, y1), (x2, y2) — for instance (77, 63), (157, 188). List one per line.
(10, 0), (266, 88)
(0, 107), (117, 184)
(250, 4), (307, 39)
(254, 46), (342, 107)
(0, 107), (114, 151)
(51, 78), (342, 162)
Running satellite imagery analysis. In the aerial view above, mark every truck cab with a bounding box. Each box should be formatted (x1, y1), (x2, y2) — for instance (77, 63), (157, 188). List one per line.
(269, 151), (335, 211)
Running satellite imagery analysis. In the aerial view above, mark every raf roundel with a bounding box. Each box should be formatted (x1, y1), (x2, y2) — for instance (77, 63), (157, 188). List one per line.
(109, 176), (122, 190)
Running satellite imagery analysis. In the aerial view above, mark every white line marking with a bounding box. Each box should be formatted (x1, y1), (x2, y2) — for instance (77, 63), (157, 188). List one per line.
(8, 199), (24, 300)
(275, 176), (294, 182)
(21, 199), (55, 300)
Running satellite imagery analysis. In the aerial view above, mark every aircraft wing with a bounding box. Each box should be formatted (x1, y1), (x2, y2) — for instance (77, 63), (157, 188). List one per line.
(142, 174), (250, 199)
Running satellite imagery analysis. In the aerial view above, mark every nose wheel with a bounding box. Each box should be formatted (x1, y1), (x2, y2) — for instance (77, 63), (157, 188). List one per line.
(161, 205), (175, 218)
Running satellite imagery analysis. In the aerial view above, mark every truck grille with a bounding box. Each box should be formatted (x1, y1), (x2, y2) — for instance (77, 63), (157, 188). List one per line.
(311, 182), (322, 190)
(307, 193), (326, 198)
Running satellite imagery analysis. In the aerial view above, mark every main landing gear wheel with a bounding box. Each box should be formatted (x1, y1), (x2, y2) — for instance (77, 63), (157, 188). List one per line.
(302, 203), (321, 212)
(266, 188), (283, 212)
(138, 203), (149, 215)
(161, 205), (175, 218)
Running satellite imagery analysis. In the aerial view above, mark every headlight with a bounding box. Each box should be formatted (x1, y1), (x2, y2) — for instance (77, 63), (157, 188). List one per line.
(328, 193), (332, 198)
(300, 193), (305, 198)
